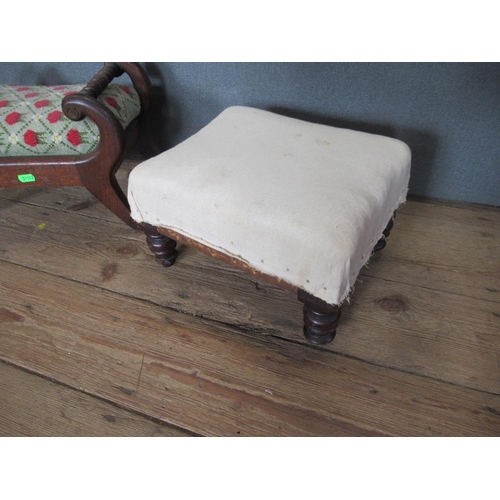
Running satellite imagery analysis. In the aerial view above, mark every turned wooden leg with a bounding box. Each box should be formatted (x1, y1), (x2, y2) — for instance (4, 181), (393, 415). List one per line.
(297, 290), (342, 345)
(142, 223), (178, 267)
(373, 213), (396, 253)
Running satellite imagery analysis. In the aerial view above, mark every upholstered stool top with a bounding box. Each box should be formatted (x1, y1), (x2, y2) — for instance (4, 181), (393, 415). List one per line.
(0, 84), (140, 156)
(128, 106), (411, 305)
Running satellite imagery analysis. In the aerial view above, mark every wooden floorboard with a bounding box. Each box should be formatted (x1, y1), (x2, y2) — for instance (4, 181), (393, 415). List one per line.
(1, 193), (499, 393)
(0, 361), (192, 437)
(0, 160), (499, 436)
(1, 261), (499, 436)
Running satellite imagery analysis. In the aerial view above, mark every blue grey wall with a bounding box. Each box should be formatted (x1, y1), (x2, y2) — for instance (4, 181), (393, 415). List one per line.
(1, 62), (499, 206)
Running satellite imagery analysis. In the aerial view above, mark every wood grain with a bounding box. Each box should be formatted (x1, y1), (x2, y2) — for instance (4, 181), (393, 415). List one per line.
(1, 261), (499, 436)
(0, 361), (191, 436)
(0, 196), (499, 394)
(368, 211), (500, 303)
(401, 195), (500, 229)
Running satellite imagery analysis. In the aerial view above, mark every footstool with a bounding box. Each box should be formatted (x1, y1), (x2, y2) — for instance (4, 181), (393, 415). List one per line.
(128, 106), (411, 344)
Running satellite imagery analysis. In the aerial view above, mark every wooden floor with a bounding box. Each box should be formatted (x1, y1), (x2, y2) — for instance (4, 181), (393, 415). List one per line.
(1, 159), (499, 436)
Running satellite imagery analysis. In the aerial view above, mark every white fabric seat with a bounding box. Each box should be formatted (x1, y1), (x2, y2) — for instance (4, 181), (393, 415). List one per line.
(128, 106), (411, 305)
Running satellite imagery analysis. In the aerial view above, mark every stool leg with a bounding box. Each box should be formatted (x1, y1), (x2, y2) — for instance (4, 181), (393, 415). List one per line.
(298, 291), (342, 345)
(142, 224), (178, 267)
(373, 214), (396, 253)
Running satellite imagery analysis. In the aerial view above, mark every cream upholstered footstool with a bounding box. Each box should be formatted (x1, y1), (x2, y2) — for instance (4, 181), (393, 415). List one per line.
(128, 107), (411, 344)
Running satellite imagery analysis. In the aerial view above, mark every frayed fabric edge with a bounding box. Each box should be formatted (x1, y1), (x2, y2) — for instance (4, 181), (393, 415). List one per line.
(336, 190), (409, 307)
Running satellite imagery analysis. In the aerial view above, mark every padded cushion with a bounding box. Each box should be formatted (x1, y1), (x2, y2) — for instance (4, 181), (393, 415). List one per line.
(0, 84), (140, 156)
(128, 106), (411, 305)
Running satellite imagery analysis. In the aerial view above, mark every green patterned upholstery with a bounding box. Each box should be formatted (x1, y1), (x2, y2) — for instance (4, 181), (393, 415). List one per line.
(0, 84), (140, 156)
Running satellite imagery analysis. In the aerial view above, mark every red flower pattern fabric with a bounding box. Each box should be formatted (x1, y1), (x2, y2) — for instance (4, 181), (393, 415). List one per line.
(5, 112), (21, 125)
(47, 110), (62, 123)
(0, 83), (140, 156)
(105, 96), (119, 108)
(34, 99), (50, 108)
(24, 130), (38, 147)
(67, 129), (82, 146)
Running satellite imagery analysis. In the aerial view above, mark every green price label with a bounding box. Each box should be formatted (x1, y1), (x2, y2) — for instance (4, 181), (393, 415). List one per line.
(18, 173), (36, 183)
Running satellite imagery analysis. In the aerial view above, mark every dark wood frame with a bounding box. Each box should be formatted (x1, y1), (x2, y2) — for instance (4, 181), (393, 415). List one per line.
(0, 62), (151, 229)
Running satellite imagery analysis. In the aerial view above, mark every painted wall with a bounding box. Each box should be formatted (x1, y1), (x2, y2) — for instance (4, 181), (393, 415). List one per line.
(1, 62), (499, 206)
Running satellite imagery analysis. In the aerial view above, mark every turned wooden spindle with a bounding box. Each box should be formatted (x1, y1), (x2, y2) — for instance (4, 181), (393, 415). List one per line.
(298, 290), (342, 345)
(373, 213), (396, 253)
(142, 223), (178, 267)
